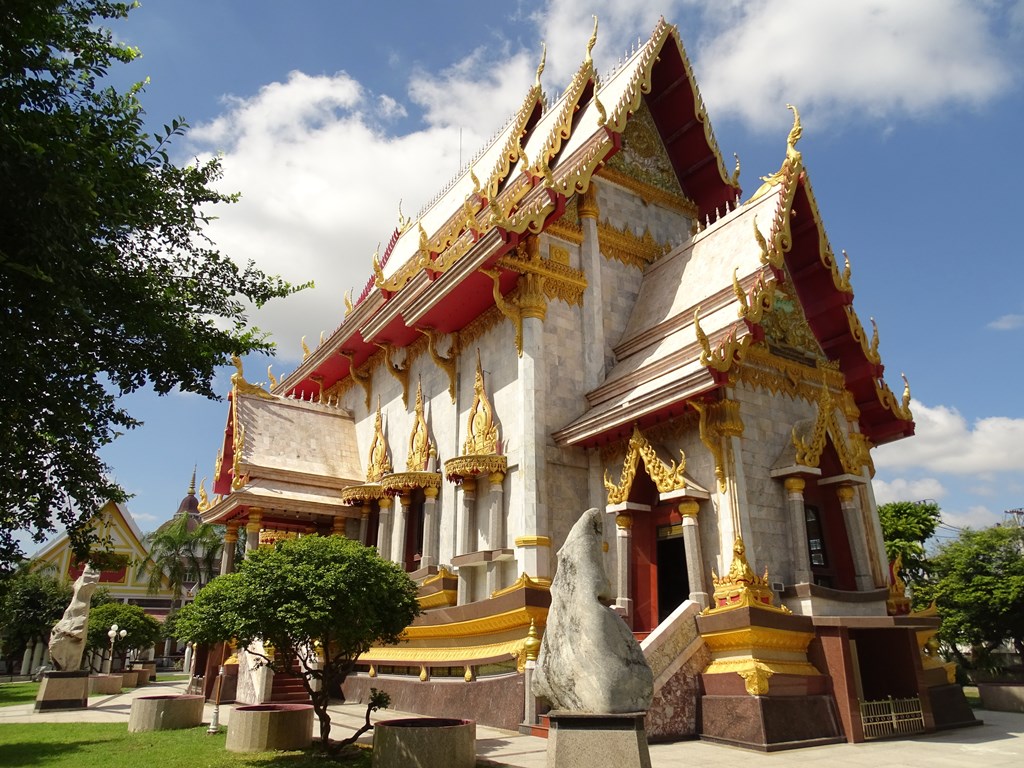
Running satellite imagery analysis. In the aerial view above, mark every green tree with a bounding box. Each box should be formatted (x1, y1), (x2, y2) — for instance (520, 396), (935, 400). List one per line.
(877, 500), (942, 584)
(87, 601), (161, 669)
(0, 0), (304, 570)
(174, 536), (421, 746)
(140, 515), (223, 611)
(917, 525), (1024, 666)
(0, 562), (71, 669)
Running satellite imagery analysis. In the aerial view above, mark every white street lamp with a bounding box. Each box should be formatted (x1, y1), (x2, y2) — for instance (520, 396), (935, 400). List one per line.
(103, 623), (127, 675)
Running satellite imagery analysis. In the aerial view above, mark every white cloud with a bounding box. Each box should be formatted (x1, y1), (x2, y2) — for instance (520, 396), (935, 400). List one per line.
(988, 313), (1024, 330)
(874, 401), (1024, 475)
(939, 504), (1003, 531)
(872, 477), (946, 505)
(688, 0), (1014, 131)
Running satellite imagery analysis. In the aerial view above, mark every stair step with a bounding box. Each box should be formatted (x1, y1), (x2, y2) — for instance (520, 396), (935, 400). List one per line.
(518, 714), (550, 739)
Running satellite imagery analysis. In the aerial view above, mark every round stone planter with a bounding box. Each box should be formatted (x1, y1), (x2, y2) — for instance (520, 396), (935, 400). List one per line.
(977, 682), (1024, 713)
(225, 703), (314, 753)
(88, 674), (123, 695)
(372, 718), (475, 768)
(119, 670), (139, 688)
(128, 694), (205, 732)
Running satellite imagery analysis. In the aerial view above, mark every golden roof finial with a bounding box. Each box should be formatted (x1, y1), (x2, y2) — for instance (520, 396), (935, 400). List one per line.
(594, 93), (607, 127)
(901, 372), (912, 411)
(469, 166), (482, 195)
(397, 199), (410, 232)
(344, 289), (353, 316)
(197, 477), (209, 512)
(535, 42), (546, 88)
(418, 221), (430, 254)
(301, 336), (311, 359)
(267, 365), (277, 388)
(785, 103), (802, 159)
(585, 16), (598, 65)
(372, 243), (385, 286)
(730, 152), (741, 187)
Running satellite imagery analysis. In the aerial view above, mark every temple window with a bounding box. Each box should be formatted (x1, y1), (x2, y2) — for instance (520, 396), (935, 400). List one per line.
(805, 505), (832, 587)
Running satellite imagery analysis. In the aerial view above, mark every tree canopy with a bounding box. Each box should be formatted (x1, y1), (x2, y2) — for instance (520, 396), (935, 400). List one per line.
(877, 500), (942, 584)
(0, 0), (304, 570)
(0, 562), (71, 666)
(916, 524), (1024, 666)
(174, 535), (421, 745)
(140, 515), (223, 610)
(86, 601), (162, 668)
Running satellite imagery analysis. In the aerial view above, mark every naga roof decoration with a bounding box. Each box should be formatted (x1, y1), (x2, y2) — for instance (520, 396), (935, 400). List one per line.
(278, 16), (739, 403)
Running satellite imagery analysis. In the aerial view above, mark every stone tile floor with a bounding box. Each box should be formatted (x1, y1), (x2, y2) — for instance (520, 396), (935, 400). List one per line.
(2, 680), (1022, 767)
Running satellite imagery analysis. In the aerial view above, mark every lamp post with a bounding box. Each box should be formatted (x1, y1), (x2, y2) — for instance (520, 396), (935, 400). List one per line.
(104, 624), (127, 675)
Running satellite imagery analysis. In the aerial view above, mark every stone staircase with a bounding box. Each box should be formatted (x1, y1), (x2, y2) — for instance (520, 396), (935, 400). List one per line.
(269, 659), (311, 703)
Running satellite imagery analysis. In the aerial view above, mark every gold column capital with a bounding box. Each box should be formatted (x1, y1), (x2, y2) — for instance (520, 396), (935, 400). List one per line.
(784, 477), (806, 494)
(378, 496), (393, 510)
(246, 508), (262, 533)
(615, 513), (633, 530)
(837, 484), (856, 503)
(578, 182), (599, 220)
(461, 478), (477, 495)
(677, 500), (700, 518)
(423, 486), (439, 500)
(488, 471), (506, 486)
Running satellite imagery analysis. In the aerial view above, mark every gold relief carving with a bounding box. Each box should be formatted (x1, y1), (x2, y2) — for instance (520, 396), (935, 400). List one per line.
(733, 269), (777, 325)
(381, 471), (442, 495)
(258, 529), (297, 547)
(689, 398), (742, 492)
(784, 477), (806, 494)
(701, 626), (817, 657)
(419, 666), (429, 682)
(508, 190), (557, 236)
(596, 219), (671, 270)
(546, 218), (583, 245)
(614, 513), (633, 530)
(845, 306), (882, 366)
(423, 485), (439, 500)
(577, 183), (599, 220)
(791, 385), (871, 475)
(465, 351), (499, 455)
(463, 666), (475, 682)
(341, 350), (373, 411)
(549, 244), (570, 266)
(400, 605), (547, 641)
(597, 166), (698, 218)
(518, 272), (548, 321)
(760, 281), (823, 359)
(514, 536), (552, 547)
(733, 345), (845, 405)
(417, 328), (458, 404)
(456, 304), (504, 354)
(230, 356), (273, 400)
(738, 663), (773, 696)
(420, 565), (455, 587)
(480, 267), (525, 355)
(694, 308), (752, 373)
(491, 572), (550, 600)
(836, 484), (856, 503)
(705, 537), (791, 615)
(375, 342), (411, 407)
(197, 478), (209, 512)
(407, 380), (430, 472)
(367, 398), (392, 482)
(340, 483), (383, 506)
(603, 425), (688, 504)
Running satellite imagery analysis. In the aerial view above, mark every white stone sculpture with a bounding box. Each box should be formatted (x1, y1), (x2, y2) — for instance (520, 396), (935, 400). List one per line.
(533, 508), (654, 712)
(48, 565), (101, 671)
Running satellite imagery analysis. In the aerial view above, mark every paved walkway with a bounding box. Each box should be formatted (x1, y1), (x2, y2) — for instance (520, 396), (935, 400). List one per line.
(2, 681), (1023, 767)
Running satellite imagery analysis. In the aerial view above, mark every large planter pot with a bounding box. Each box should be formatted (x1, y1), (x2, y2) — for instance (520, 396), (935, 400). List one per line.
(372, 718), (475, 768)
(128, 695), (205, 732)
(119, 670), (139, 688)
(225, 704), (314, 752)
(977, 682), (1024, 713)
(88, 674), (123, 695)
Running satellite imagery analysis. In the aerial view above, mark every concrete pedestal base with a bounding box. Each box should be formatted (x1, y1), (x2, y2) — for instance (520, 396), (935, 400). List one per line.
(700, 694), (843, 751)
(34, 671), (89, 712)
(128, 695), (205, 732)
(546, 712), (651, 768)
(977, 683), (1024, 714)
(225, 704), (313, 752)
(89, 674), (123, 695)
(372, 718), (475, 768)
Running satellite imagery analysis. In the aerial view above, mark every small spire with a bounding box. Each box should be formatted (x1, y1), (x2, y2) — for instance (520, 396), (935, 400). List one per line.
(585, 16), (598, 64)
(535, 42), (546, 88)
(188, 465), (197, 495)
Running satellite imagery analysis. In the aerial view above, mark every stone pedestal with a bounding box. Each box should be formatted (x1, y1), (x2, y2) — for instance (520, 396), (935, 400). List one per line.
(546, 712), (651, 768)
(373, 718), (475, 768)
(128, 695), (205, 732)
(225, 704), (314, 752)
(89, 674), (123, 695)
(34, 671), (89, 711)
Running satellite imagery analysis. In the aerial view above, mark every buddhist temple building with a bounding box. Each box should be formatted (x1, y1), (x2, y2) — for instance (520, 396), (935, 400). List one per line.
(198, 17), (976, 748)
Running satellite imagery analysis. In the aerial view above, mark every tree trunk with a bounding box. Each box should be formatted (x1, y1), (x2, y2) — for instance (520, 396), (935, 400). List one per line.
(310, 686), (331, 745)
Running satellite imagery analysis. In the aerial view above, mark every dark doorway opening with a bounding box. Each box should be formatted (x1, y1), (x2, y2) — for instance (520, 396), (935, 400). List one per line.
(656, 526), (689, 624)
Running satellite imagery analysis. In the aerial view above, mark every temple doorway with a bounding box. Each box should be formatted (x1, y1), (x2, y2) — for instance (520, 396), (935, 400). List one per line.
(656, 524), (689, 624)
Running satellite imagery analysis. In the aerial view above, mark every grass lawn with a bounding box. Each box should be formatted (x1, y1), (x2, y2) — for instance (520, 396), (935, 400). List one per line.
(0, 723), (372, 767)
(0, 682), (39, 708)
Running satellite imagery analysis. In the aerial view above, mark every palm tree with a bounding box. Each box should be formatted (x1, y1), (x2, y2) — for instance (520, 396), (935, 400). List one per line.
(141, 515), (223, 611)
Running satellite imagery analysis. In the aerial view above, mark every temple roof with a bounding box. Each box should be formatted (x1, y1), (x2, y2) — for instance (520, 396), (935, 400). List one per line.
(277, 17), (739, 400)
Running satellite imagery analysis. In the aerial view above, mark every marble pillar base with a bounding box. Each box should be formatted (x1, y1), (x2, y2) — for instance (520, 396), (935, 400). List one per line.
(546, 711), (651, 768)
(34, 671), (89, 711)
(700, 693), (844, 751)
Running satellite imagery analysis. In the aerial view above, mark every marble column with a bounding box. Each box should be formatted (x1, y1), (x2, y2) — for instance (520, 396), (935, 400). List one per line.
(485, 472), (505, 594)
(678, 500), (708, 609)
(183, 643), (193, 678)
(838, 483), (875, 590)
(19, 645), (33, 675)
(421, 487), (439, 569)
(517, 264), (551, 581)
(30, 639), (45, 672)
(245, 508), (263, 552)
(359, 503), (371, 545)
(376, 497), (393, 561)
(391, 494), (410, 567)
(578, 182), (606, 391)
(221, 521), (238, 575)
(457, 479), (477, 605)
(785, 477), (812, 585)
(614, 512), (633, 621)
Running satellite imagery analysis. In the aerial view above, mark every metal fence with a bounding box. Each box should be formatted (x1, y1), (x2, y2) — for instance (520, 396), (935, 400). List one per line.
(859, 696), (925, 739)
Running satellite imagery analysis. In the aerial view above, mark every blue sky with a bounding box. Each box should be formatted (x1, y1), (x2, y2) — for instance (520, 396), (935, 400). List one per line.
(45, 0), (1023, 544)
